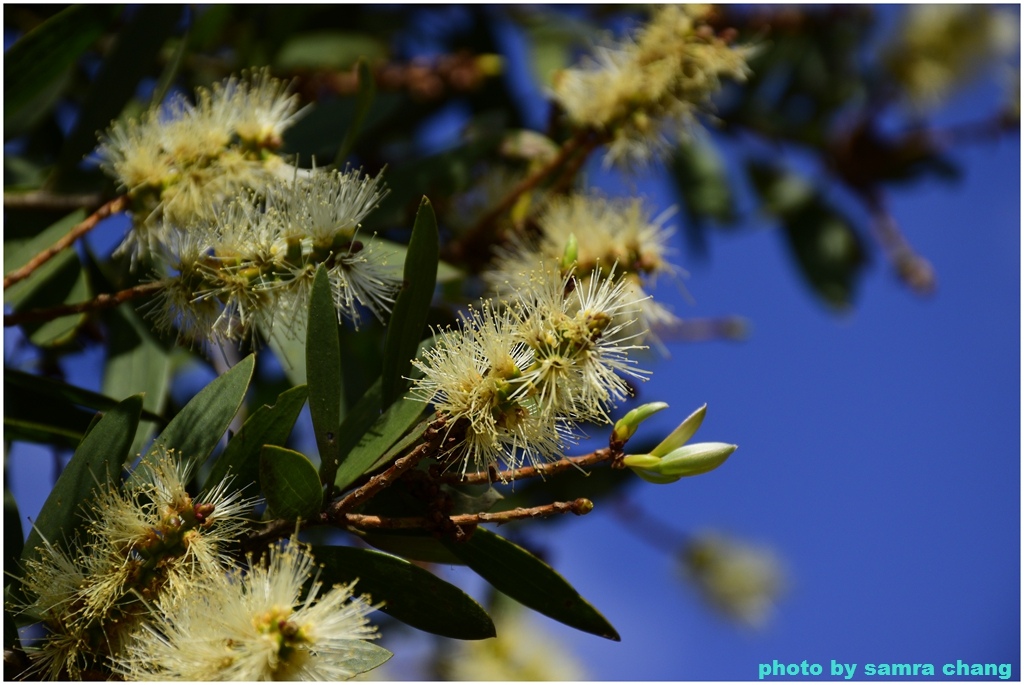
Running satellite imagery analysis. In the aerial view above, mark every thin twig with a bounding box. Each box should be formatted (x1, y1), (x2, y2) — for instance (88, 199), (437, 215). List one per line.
(4, 195), (129, 289)
(4, 281), (165, 327)
(440, 447), (617, 486)
(864, 190), (936, 295)
(327, 415), (447, 516)
(443, 129), (597, 265)
(3, 190), (107, 212)
(341, 498), (594, 530)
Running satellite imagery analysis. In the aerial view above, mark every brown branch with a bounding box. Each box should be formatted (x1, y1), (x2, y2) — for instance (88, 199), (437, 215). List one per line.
(864, 191), (936, 296)
(341, 498), (594, 530)
(4, 281), (164, 327)
(3, 191), (107, 212)
(440, 447), (617, 486)
(4, 195), (128, 289)
(443, 129), (601, 266)
(327, 416), (446, 518)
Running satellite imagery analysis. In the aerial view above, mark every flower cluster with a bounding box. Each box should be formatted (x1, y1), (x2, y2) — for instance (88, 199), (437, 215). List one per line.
(113, 539), (386, 681)
(17, 450), (256, 679)
(97, 71), (401, 346)
(16, 451), (385, 681)
(880, 4), (1019, 110)
(412, 267), (649, 477)
(551, 5), (753, 167)
(487, 192), (681, 348)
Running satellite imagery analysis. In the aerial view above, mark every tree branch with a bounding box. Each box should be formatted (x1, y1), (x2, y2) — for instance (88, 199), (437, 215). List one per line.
(4, 196), (129, 289)
(341, 497), (594, 530)
(439, 447), (617, 485)
(3, 190), (107, 212)
(4, 281), (164, 327)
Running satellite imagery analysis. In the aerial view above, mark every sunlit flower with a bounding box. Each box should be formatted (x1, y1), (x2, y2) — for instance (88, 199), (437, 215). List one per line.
(114, 538), (388, 681)
(552, 5), (753, 167)
(411, 302), (567, 476)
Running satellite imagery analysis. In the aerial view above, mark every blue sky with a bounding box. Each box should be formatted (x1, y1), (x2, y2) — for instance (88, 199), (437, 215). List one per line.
(5, 6), (1020, 681)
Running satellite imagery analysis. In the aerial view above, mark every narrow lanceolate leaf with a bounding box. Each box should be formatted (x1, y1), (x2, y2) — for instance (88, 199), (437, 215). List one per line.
(203, 385), (308, 492)
(137, 354), (255, 477)
(3, 5), (122, 126)
(5, 210), (91, 346)
(381, 197), (438, 408)
(260, 445), (322, 521)
(313, 546), (495, 640)
(333, 389), (426, 491)
(13, 395), (143, 604)
(307, 266), (345, 489)
(442, 527), (621, 641)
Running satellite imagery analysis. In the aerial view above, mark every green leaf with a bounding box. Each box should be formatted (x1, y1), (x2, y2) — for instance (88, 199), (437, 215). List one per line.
(382, 197), (438, 408)
(5, 368), (164, 423)
(443, 528), (620, 641)
(673, 140), (736, 225)
(53, 5), (182, 186)
(275, 31), (388, 71)
(356, 530), (465, 564)
(331, 641), (392, 678)
(260, 445), (322, 521)
(374, 237), (462, 284)
(102, 306), (173, 457)
(4, 490), (24, 586)
(334, 390), (426, 491)
(266, 327), (307, 387)
(306, 266), (345, 489)
(334, 59), (376, 166)
(13, 395), (143, 604)
(4, 5), (122, 128)
(5, 210), (91, 347)
(204, 385), (308, 492)
(138, 354), (255, 475)
(313, 546), (495, 640)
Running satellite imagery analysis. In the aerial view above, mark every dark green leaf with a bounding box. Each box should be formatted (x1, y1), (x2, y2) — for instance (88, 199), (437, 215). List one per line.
(382, 198), (438, 408)
(334, 59), (376, 166)
(5, 368), (164, 424)
(4, 5), (122, 128)
(204, 385), (308, 492)
(442, 528), (620, 641)
(138, 354), (255, 474)
(4, 490), (24, 586)
(5, 210), (91, 347)
(313, 546), (495, 640)
(306, 266), (345, 488)
(356, 530), (465, 564)
(673, 140), (736, 226)
(13, 395), (143, 604)
(102, 306), (173, 456)
(53, 5), (182, 186)
(259, 445), (322, 521)
(334, 392), (426, 491)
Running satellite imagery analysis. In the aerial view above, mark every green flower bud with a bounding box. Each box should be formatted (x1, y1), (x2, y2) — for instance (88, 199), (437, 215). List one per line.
(560, 233), (579, 272)
(651, 403), (707, 457)
(612, 401), (670, 443)
(658, 442), (737, 477)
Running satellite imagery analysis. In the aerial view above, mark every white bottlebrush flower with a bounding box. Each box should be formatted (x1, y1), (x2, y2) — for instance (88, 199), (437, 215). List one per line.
(513, 267), (650, 423)
(552, 4), (753, 167)
(411, 303), (568, 477)
(680, 532), (786, 628)
(214, 68), (308, 149)
(114, 538), (388, 681)
(487, 192), (682, 347)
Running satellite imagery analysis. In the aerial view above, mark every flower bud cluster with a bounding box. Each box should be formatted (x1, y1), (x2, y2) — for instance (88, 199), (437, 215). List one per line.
(487, 192), (681, 348)
(551, 5), (753, 167)
(412, 266), (649, 477)
(16, 451), (384, 681)
(97, 71), (401, 346)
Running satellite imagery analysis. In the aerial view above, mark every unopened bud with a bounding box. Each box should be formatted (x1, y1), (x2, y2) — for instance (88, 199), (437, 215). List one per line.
(613, 401), (670, 444)
(651, 404), (707, 457)
(658, 442), (737, 477)
(561, 233), (579, 272)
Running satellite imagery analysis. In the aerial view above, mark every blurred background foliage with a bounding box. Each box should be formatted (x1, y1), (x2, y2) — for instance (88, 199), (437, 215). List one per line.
(4, 4), (1019, 680)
